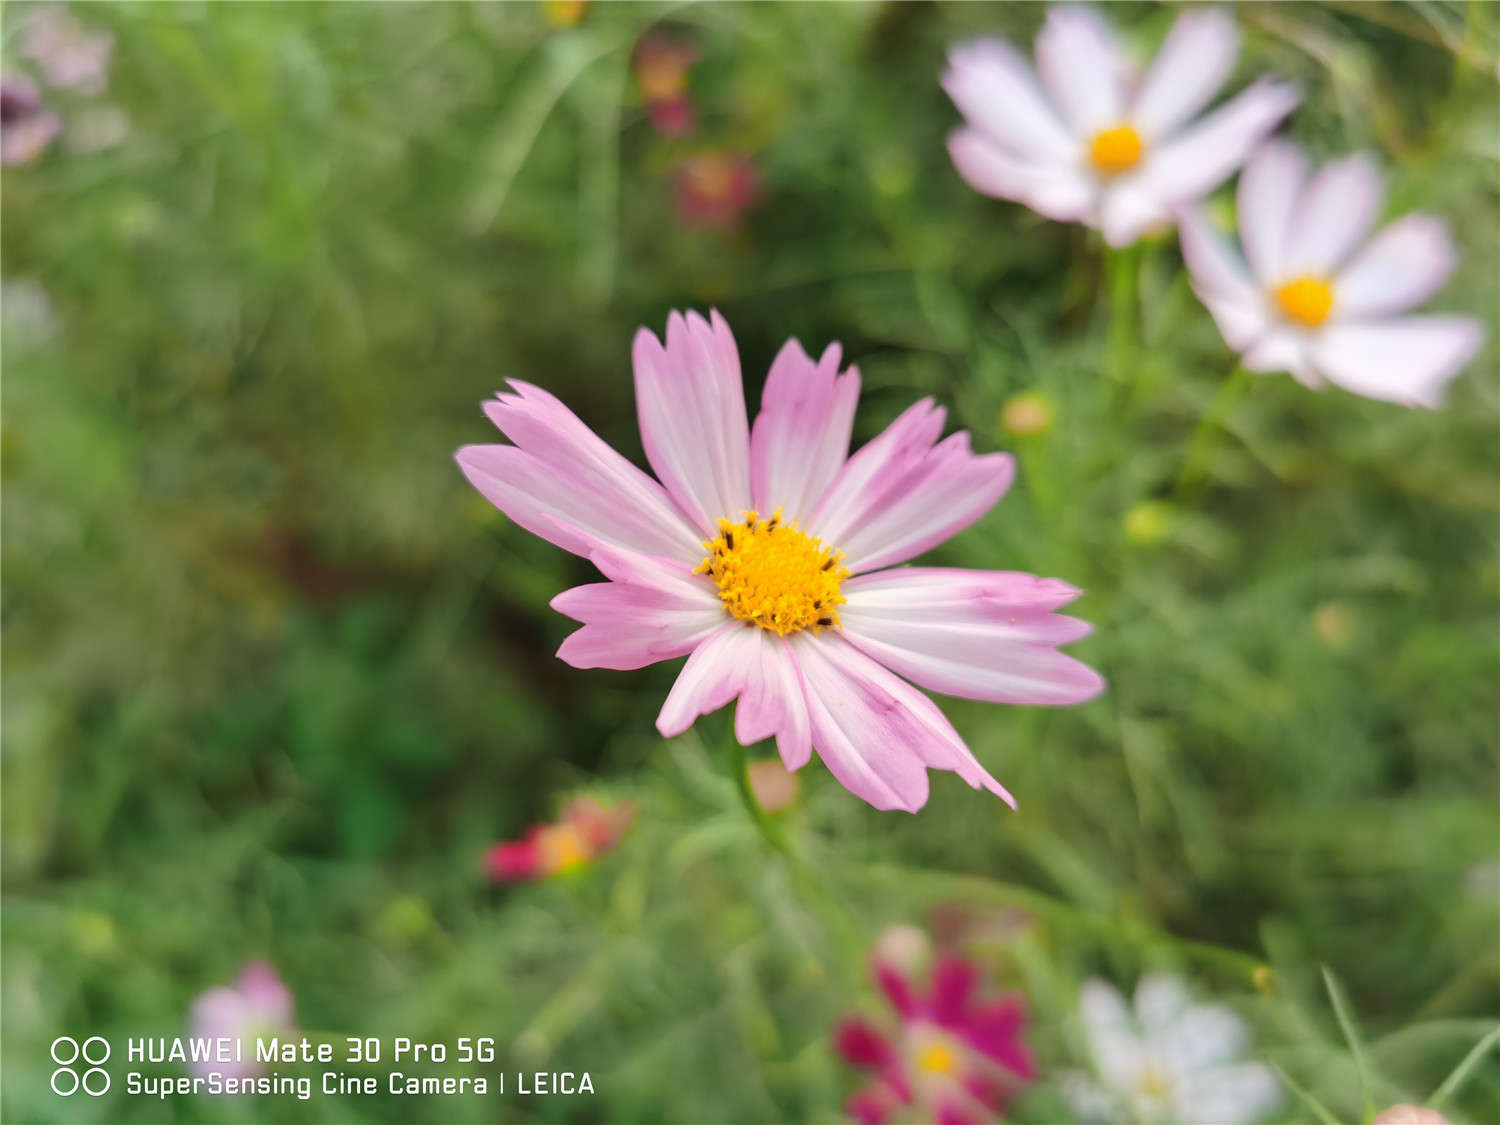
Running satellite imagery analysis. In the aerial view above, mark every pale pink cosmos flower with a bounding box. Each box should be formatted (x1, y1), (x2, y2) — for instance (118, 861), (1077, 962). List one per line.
(456, 311), (1102, 812)
(21, 7), (114, 96)
(188, 961), (295, 1081)
(1178, 141), (1483, 407)
(944, 6), (1298, 247)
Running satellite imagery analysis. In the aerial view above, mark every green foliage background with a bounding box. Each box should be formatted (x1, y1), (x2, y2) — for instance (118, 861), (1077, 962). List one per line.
(3, 2), (1497, 1122)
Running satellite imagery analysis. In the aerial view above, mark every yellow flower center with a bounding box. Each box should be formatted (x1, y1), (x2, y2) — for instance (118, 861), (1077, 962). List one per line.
(543, 825), (591, 874)
(1089, 125), (1144, 175)
(916, 1042), (957, 1075)
(696, 509), (848, 636)
(1135, 1065), (1172, 1099)
(1273, 275), (1334, 327)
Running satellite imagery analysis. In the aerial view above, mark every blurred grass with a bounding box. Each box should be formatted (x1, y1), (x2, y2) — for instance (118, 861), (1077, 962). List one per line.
(3, 2), (1498, 1122)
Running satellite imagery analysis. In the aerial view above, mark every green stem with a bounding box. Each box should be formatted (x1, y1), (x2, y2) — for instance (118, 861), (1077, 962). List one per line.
(723, 729), (792, 856)
(1105, 243), (1139, 384)
(1173, 365), (1252, 498)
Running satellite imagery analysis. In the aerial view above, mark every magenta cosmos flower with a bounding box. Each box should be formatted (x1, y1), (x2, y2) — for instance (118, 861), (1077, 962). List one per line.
(834, 926), (1036, 1124)
(457, 311), (1102, 812)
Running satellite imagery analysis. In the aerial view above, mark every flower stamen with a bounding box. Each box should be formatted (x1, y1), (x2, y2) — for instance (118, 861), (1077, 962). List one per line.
(1089, 125), (1144, 175)
(696, 509), (849, 635)
(1273, 275), (1334, 327)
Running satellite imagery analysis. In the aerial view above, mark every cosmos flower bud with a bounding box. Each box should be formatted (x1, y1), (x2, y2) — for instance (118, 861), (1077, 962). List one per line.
(1001, 391), (1056, 437)
(1371, 1108), (1450, 1125)
(746, 759), (799, 813)
(541, 0), (587, 28)
(1123, 500), (1174, 545)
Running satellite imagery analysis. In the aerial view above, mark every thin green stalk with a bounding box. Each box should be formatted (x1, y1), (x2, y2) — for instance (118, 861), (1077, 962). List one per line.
(1322, 965), (1374, 1120)
(723, 729), (792, 856)
(1428, 1023), (1500, 1111)
(1105, 243), (1139, 384)
(1173, 365), (1252, 497)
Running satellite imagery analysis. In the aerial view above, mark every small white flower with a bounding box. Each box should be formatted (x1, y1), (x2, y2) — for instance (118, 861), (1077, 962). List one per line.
(1179, 141), (1483, 407)
(944, 6), (1298, 247)
(1063, 973), (1281, 1125)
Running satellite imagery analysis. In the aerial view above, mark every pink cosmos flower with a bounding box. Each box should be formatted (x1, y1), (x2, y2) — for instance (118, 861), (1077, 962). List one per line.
(672, 152), (758, 229)
(1, 76), (61, 167)
(20, 7), (114, 96)
(1178, 141), (1483, 407)
(188, 962), (295, 1081)
(486, 796), (636, 882)
(834, 926), (1036, 1124)
(456, 310), (1102, 813)
(944, 7), (1298, 247)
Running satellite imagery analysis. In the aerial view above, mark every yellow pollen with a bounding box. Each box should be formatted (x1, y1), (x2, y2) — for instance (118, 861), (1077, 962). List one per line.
(1089, 125), (1143, 175)
(696, 509), (849, 636)
(1135, 1065), (1172, 1099)
(916, 1043), (957, 1075)
(543, 825), (590, 874)
(1274, 275), (1334, 327)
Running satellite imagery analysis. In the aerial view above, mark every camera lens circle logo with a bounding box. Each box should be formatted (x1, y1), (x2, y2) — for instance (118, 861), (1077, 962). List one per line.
(50, 1036), (110, 1096)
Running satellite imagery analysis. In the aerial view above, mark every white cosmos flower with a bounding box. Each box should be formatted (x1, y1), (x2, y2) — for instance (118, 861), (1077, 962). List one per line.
(1062, 974), (1281, 1125)
(944, 6), (1299, 247)
(1179, 141), (1483, 407)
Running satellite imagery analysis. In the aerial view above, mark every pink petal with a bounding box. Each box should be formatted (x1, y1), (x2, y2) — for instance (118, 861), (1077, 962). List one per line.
(487, 835), (543, 882)
(732, 630), (814, 770)
(808, 401), (1014, 574)
(792, 634), (1020, 808)
(807, 398), (946, 542)
(236, 962), (293, 1026)
(873, 962), (918, 1019)
(847, 1082), (903, 1125)
(1242, 329), (1318, 386)
(930, 956), (979, 1028)
(552, 544), (724, 670)
(1035, 6), (1125, 137)
(812, 633), (1016, 805)
(841, 568), (1083, 618)
(833, 1018), (897, 1071)
(1099, 184), (1173, 249)
(749, 338), (861, 524)
(1135, 78), (1299, 210)
(480, 382), (703, 561)
(1238, 140), (1307, 285)
(655, 623), (759, 738)
(1131, 10), (1239, 140)
(457, 381), (703, 563)
(632, 310), (752, 534)
(1310, 316), (1482, 408)
(964, 998), (1037, 1081)
(935, 1102), (983, 1125)
(1334, 214), (1457, 319)
(552, 584), (724, 671)
(946, 128), (1097, 222)
(942, 39), (1078, 163)
(1284, 152), (1384, 277)
(790, 636), (934, 812)
(1177, 207), (1271, 352)
(841, 581), (1102, 706)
